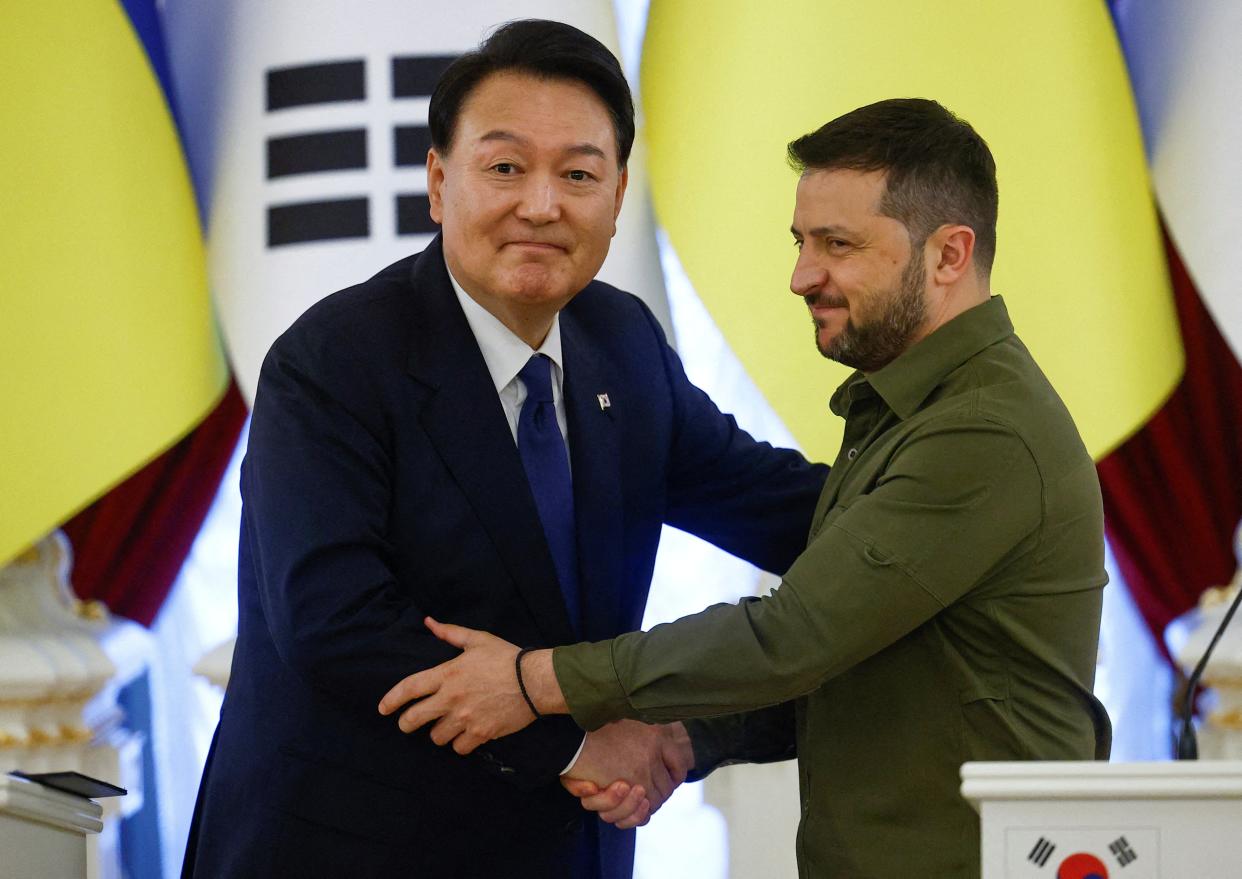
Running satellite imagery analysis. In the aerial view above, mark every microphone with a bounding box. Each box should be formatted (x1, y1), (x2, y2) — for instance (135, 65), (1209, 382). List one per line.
(1176, 584), (1242, 760)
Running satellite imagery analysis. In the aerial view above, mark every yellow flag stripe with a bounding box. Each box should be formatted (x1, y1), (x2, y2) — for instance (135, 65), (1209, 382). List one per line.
(643, 1), (1181, 463)
(0, 2), (227, 563)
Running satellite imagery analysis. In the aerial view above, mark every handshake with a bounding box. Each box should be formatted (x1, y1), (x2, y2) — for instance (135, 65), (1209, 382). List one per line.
(559, 719), (695, 829)
(376, 617), (695, 829)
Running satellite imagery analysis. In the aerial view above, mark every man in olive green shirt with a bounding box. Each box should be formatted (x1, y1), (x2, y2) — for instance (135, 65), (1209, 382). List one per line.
(380, 98), (1112, 878)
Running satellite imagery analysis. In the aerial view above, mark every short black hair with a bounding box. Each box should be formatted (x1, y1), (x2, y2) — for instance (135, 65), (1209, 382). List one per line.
(429, 19), (634, 167)
(788, 98), (999, 273)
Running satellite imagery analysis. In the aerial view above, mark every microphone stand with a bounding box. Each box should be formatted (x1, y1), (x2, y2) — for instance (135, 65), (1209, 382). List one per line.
(1176, 585), (1242, 760)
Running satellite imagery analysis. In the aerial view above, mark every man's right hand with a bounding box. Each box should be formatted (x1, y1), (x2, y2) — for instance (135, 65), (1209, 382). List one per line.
(560, 720), (694, 829)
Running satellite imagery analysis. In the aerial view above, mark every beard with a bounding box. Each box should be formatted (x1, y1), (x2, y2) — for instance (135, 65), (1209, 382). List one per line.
(809, 250), (928, 372)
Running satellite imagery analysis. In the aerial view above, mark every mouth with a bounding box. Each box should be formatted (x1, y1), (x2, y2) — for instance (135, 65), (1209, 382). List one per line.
(505, 240), (568, 253)
(805, 296), (848, 330)
(807, 299), (847, 318)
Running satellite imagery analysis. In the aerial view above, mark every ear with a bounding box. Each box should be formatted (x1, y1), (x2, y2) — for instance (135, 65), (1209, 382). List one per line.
(928, 224), (975, 287)
(426, 148), (446, 224)
(611, 165), (629, 230)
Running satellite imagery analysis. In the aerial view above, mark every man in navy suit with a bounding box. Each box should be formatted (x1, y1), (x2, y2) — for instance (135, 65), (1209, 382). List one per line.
(183, 19), (826, 879)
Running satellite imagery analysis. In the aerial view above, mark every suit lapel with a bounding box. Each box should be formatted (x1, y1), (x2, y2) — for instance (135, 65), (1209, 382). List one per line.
(404, 240), (575, 645)
(560, 311), (625, 642)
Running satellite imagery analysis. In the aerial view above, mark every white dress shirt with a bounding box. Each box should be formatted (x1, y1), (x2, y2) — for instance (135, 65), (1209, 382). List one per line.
(446, 261), (585, 773)
(447, 266), (569, 450)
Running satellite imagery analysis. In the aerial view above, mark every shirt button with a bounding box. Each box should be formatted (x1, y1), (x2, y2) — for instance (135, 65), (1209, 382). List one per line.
(847, 448), (858, 461)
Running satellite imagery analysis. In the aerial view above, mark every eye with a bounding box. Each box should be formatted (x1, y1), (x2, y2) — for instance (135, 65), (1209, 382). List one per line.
(793, 238), (804, 251)
(826, 238), (850, 251)
(492, 162), (516, 175)
(567, 169), (595, 182)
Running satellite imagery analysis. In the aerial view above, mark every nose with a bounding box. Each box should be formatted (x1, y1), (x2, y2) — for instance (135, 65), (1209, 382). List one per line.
(790, 248), (827, 298)
(514, 175), (561, 225)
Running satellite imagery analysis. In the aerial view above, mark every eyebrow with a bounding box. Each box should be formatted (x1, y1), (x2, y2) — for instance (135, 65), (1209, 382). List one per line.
(790, 224), (855, 239)
(478, 130), (607, 160)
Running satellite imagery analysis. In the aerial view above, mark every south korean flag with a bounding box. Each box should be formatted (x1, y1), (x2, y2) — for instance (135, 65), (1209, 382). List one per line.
(162, 0), (669, 402)
(1007, 828), (1158, 878)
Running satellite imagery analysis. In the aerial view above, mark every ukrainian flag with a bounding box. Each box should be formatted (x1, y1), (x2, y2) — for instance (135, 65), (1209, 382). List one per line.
(643, 0), (1182, 462)
(0, 1), (227, 564)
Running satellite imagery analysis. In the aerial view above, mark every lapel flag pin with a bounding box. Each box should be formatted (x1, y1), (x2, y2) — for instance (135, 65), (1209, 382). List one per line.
(597, 393), (611, 411)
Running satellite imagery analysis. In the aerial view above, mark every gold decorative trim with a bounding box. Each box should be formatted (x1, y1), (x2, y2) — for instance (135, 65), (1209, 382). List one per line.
(1201, 584), (1242, 610)
(0, 696), (87, 708)
(61, 724), (94, 744)
(1201, 675), (1242, 688)
(1209, 709), (1242, 730)
(0, 730), (31, 748)
(73, 599), (109, 622)
(27, 728), (61, 746)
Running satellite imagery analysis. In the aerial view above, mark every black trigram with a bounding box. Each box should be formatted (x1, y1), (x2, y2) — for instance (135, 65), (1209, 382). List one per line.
(1028, 836), (1055, 868)
(263, 55), (457, 247)
(1109, 836), (1138, 867)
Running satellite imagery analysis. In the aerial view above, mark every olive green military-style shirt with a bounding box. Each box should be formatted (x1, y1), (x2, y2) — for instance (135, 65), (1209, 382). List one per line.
(554, 296), (1111, 878)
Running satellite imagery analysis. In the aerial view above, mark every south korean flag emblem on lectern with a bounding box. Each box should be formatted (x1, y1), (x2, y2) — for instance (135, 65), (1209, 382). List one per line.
(1007, 828), (1158, 877)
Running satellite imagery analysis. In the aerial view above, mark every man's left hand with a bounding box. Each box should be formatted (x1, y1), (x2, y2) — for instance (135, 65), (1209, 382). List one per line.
(378, 617), (535, 754)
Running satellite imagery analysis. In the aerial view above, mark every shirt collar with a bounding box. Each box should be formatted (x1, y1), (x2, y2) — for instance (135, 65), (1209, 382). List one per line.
(830, 296), (1014, 420)
(446, 258), (564, 393)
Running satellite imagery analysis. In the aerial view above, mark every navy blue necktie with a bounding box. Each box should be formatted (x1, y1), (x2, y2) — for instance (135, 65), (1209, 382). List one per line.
(517, 355), (581, 636)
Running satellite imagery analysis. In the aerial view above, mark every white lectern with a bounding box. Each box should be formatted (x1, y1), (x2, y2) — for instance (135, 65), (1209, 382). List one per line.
(0, 774), (103, 879)
(961, 761), (1242, 878)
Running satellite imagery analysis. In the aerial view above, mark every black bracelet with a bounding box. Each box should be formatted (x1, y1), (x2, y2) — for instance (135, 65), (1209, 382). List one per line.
(515, 648), (542, 719)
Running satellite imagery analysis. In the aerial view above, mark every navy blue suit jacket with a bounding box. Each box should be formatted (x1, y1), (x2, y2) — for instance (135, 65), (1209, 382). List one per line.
(183, 238), (827, 878)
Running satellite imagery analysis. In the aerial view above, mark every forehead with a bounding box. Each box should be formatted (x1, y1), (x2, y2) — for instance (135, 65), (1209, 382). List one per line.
(793, 168), (888, 223)
(454, 71), (617, 159)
